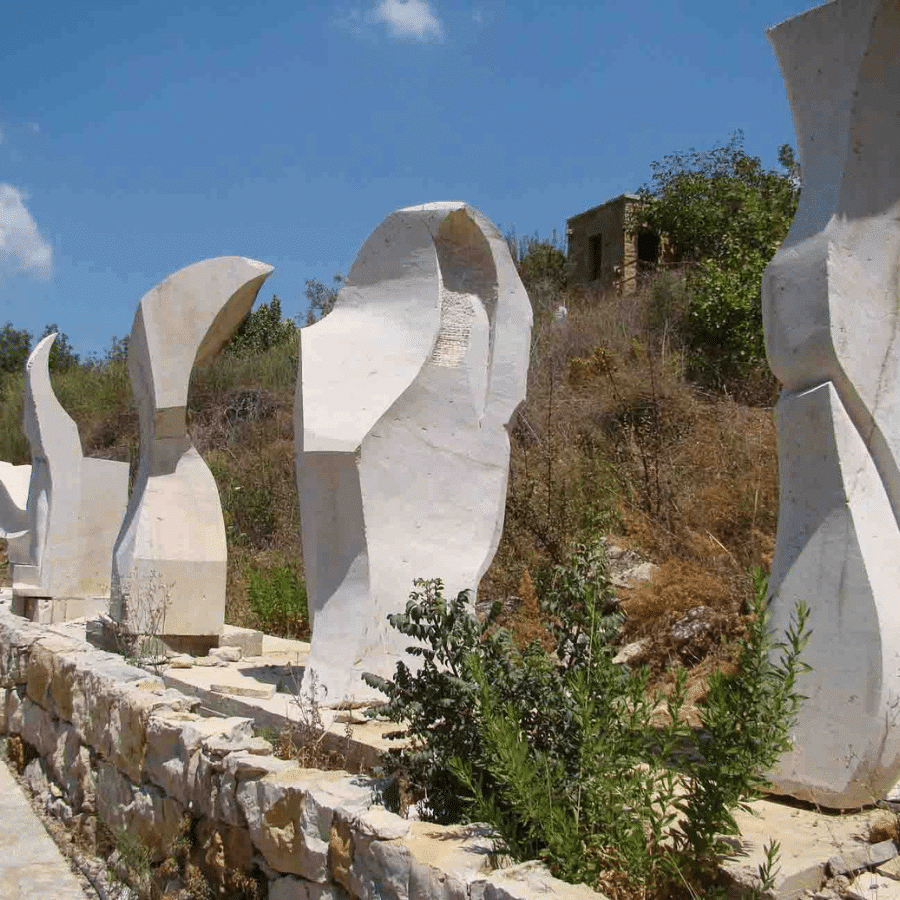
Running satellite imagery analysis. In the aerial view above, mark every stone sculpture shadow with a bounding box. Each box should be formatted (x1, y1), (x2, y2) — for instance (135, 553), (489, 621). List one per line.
(0, 461), (31, 539)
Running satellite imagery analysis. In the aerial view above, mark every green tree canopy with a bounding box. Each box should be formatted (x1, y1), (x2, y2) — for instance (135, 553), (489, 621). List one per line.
(630, 131), (798, 391)
(39, 323), (80, 371)
(506, 230), (567, 293)
(0, 322), (33, 376)
(226, 294), (298, 355)
(304, 274), (343, 326)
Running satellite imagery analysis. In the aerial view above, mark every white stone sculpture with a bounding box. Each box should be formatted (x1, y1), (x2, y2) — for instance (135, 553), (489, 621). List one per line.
(7, 334), (129, 623)
(296, 202), (532, 707)
(0, 461), (30, 538)
(763, 0), (900, 807)
(111, 258), (273, 652)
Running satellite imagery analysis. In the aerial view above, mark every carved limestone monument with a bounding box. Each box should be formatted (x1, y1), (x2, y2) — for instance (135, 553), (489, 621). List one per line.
(763, 0), (900, 807)
(7, 334), (129, 623)
(296, 202), (532, 707)
(111, 257), (273, 651)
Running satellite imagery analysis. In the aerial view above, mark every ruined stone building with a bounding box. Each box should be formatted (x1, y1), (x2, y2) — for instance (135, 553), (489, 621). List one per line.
(566, 193), (662, 293)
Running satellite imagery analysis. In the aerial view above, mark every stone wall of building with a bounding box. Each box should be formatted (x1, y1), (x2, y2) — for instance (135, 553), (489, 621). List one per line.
(0, 608), (604, 900)
(566, 194), (639, 290)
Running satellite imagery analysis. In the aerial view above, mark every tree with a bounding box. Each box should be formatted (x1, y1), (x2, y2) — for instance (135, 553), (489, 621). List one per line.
(304, 275), (343, 326)
(505, 229), (567, 293)
(630, 131), (798, 390)
(39, 323), (80, 371)
(226, 294), (297, 355)
(0, 322), (33, 376)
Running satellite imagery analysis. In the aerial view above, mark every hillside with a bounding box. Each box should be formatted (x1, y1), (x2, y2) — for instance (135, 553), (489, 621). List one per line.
(0, 270), (779, 689)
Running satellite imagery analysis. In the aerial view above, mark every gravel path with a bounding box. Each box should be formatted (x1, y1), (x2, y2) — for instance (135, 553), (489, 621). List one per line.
(0, 757), (91, 899)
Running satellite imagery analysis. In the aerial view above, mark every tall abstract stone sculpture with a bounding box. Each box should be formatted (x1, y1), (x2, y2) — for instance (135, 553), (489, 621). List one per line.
(296, 202), (532, 707)
(111, 257), (273, 651)
(0, 461), (30, 538)
(763, 0), (900, 807)
(8, 334), (129, 623)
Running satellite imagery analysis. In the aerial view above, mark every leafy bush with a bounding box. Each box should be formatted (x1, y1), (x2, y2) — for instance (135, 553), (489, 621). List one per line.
(631, 131), (797, 392)
(364, 544), (622, 824)
(227, 295), (297, 356)
(246, 563), (309, 638)
(304, 275), (343, 325)
(366, 548), (809, 898)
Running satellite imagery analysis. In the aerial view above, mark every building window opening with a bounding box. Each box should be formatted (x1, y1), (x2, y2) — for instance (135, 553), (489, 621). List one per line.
(589, 234), (603, 282)
(637, 230), (660, 274)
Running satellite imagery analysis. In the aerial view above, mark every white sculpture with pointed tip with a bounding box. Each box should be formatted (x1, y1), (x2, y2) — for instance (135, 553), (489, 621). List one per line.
(7, 334), (129, 623)
(296, 202), (532, 707)
(0, 461), (31, 539)
(111, 257), (273, 648)
(763, 0), (900, 807)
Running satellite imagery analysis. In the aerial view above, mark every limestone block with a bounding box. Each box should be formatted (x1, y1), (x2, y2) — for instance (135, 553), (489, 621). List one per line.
(200, 748), (293, 825)
(0, 612), (44, 684)
(96, 760), (184, 861)
(763, 0), (900, 806)
(37, 714), (94, 811)
(26, 641), (197, 782)
(6, 684), (24, 734)
(479, 862), (607, 900)
(112, 257), (273, 642)
(143, 710), (253, 804)
(0, 461), (30, 538)
(345, 820), (493, 900)
(12, 699), (93, 809)
(190, 817), (256, 896)
(15, 695), (58, 757)
(296, 202), (532, 706)
(219, 624), (264, 657)
(237, 768), (375, 880)
(8, 334), (129, 618)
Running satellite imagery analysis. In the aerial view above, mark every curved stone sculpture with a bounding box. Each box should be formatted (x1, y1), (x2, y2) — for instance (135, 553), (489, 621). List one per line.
(112, 257), (273, 650)
(296, 202), (532, 707)
(763, 0), (900, 807)
(8, 334), (129, 623)
(0, 461), (30, 539)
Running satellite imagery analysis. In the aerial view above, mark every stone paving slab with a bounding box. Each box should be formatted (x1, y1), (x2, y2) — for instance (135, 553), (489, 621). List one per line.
(0, 757), (89, 899)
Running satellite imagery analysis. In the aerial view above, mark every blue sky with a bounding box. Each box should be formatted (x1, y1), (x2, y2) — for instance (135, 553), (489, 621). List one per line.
(2, 0), (813, 358)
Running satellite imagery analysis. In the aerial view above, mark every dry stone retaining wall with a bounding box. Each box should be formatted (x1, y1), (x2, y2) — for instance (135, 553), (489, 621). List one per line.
(0, 610), (603, 900)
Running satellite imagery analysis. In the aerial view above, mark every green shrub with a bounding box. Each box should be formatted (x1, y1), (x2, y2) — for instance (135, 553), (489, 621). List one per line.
(366, 548), (809, 898)
(226, 295), (297, 356)
(630, 132), (797, 394)
(246, 563), (309, 639)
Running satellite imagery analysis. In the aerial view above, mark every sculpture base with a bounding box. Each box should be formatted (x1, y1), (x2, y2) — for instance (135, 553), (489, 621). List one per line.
(85, 617), (220, 658)
(11, 590), (107, 625)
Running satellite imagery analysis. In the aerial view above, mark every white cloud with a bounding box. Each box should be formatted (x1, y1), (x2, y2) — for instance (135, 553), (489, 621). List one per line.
(0, 184), (52, 278)
(28, 122), (40, 134)
(372, 0), (444, 41)
(0, 123), (5, 145)
(472, 9), (482, 23)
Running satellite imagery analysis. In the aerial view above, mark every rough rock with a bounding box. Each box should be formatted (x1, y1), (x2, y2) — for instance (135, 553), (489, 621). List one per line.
(238, 768), (375, 880)
(828, 840), (898, 877)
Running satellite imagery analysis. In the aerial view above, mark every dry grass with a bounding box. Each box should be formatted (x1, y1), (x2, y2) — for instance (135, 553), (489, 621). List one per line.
(482, 274), (778, 678)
